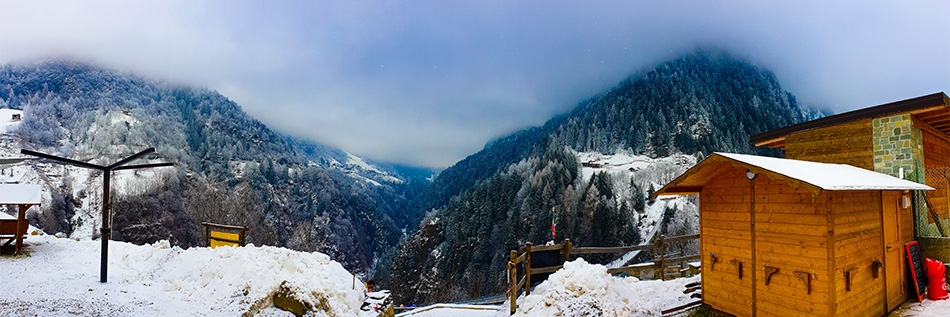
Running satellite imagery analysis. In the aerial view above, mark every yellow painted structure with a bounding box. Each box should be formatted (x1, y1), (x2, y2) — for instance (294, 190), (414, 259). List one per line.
(656, 153), (930, 316)
(209, 230), (241, 248)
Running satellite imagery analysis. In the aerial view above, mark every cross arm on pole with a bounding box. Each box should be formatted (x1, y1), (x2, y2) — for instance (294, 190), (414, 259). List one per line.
(107, 148), (155, 170)
(20, 149), (106, 170)
(112, 162), (176, 171)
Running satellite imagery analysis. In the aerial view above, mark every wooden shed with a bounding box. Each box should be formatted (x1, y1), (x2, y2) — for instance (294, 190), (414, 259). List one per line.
(751, 92), (949, 236)
(655, 152), (933, 316)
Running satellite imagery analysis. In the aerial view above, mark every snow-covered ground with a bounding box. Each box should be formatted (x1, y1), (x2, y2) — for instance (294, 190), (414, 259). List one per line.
(576, 151), (699, 268)
(507, 258), (699, 316)
(0, 222), (366, 316)
(0, 108), (22, 134)
(893, 299), (950, 316)
(396, 304), (499, 317)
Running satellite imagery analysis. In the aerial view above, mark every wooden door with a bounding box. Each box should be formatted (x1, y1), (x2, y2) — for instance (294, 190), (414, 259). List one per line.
(882, 192), (903, 311)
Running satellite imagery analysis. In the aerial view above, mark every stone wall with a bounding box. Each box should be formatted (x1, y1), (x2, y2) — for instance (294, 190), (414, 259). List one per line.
(872, 113), (925, 182)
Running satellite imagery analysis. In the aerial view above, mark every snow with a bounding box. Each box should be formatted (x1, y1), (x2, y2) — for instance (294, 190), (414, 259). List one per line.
(715, 152), (933, 191)
(607, 196), (695, 269)
(576, 151), (699, 268)
(1, 232), (365, 316)
(896, 298), (950, 316)
(0, 184), (42, 204)
(510, 258), (699, 316)
(396, 304), (499, 317)
(0, 108), (22, 134)
(577, 152), (656, 181)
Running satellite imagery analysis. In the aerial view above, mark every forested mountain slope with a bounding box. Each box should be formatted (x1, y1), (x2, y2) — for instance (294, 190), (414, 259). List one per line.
(382, 50), (825, 304)
(0, 60), (432, 273)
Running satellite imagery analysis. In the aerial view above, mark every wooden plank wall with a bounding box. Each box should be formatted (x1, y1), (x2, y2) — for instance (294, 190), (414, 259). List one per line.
(784, 119), (874, 170)
(752, 176), (832, 316)
(701, 168), (754, 316)
(831, 191), (885, 317)
(922, 128), (949, 220)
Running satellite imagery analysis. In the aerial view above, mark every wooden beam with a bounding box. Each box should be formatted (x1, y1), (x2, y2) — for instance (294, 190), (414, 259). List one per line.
(913, 117), (950, 142)
(754, 136), (786, 147)
(767, 140), (786, 148)
(915, 109), (950, 121)
(107, 148), (155, 169)
(112, 162), (176, 171)
(15, 204), (27, 254)
(656, 187), (701, 196)
(907, 104), (949, 115)
(21, 149), (105, 170)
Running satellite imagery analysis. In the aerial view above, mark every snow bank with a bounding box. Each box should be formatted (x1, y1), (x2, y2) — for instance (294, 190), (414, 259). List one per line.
(512, 258), (697, 316)
(1, 233), (364, 316)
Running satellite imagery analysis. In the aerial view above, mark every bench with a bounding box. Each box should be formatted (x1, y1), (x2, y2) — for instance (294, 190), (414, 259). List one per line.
(0, 219), (29, 246)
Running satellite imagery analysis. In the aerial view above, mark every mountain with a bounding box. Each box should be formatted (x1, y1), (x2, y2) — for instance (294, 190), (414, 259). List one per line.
(0, 59), (433, 273)
(380, 50), (825, 304)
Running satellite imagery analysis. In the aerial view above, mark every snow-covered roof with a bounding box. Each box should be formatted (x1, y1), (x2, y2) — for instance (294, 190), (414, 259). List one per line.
(0, 184), (43, 204)
(656, 152), (933, 197)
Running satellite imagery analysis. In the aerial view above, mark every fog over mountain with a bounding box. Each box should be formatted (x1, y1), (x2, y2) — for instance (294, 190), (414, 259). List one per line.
(2, 1), (946, 167)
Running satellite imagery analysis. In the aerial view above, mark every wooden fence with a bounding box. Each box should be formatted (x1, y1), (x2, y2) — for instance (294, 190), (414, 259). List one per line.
(506, 234), (700, 314)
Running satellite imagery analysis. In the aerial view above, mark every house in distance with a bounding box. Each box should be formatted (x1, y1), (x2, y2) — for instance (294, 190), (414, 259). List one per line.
(655, 92), (949, 316)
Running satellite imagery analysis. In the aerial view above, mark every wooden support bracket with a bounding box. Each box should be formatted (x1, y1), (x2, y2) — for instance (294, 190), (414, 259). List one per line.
(844, 268), (856, 291)
(730, 259), (743, 279)
(764, 266), (779, 285)
(794, 271), (812, 294)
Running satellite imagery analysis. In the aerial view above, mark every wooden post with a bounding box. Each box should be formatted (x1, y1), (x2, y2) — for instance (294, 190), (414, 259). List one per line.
(19, 148), (174, 284)
(509, 250), (517, 315)
(563, 239), (572, 262)
(657, 235), (665, 281)
(14, 204), (26, 254)
(525, 242), (532, 295)
(101, 170), (111, 283)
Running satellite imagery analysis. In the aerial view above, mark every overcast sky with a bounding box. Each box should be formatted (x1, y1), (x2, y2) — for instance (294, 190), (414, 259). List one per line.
(1, 1), (948, 168)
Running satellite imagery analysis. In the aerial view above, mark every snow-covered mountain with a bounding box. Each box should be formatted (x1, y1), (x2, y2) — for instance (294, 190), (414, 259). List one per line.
(381, 49), (823, 305)
(0, 59), (433, 274)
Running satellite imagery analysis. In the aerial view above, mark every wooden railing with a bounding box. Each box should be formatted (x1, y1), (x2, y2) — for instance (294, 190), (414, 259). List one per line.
(506, 234), (700, 315)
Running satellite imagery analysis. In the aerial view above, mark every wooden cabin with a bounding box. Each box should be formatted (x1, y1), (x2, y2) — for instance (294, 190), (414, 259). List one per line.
(751, 92), (950, 236)
(655, 153), (933, 316)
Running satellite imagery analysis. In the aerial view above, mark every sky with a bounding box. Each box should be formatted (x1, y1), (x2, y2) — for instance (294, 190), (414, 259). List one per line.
(1, 1), (948, 168)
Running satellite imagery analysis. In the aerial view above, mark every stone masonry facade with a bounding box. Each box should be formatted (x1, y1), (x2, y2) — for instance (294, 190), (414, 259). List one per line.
(873, 114), (925, 183)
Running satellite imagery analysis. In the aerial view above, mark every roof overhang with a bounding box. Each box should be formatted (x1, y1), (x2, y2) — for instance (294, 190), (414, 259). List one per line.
(751, 92), (949, 148)
(655, 153), (934, 198)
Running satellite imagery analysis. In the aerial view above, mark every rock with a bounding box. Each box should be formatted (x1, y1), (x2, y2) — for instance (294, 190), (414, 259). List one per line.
(272, 281), (307, 317)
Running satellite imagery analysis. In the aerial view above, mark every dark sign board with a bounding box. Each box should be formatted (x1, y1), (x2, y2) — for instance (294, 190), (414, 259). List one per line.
(905, 241), (927, 301)
(530, 250), (563, 285)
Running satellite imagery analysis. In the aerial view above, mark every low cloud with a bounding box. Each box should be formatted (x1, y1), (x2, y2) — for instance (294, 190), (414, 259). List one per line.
(2, 1), (947, 168)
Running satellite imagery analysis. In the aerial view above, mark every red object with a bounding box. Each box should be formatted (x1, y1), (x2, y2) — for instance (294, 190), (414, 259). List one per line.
(924, 258), (948, 300)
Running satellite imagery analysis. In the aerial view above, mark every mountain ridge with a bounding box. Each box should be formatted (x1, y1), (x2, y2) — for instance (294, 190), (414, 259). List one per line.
(381, 49), (825, 304)
(0, 59), (433, 273)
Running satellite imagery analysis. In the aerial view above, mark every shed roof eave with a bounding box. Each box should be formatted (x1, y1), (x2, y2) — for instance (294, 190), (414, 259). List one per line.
(750, 92), (949, 145)
(653, 153), (934, 198)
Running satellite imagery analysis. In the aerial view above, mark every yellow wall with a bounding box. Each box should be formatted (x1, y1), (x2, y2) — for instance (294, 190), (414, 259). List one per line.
(701, 168), (754, 316)
(784, 119), (873, 170)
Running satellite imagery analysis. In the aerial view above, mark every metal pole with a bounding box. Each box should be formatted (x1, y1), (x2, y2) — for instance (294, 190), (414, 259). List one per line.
(101, 170), (110, 283)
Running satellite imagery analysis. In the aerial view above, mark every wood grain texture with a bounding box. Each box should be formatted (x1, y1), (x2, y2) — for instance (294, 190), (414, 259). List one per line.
(784, 119), (874, 170)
